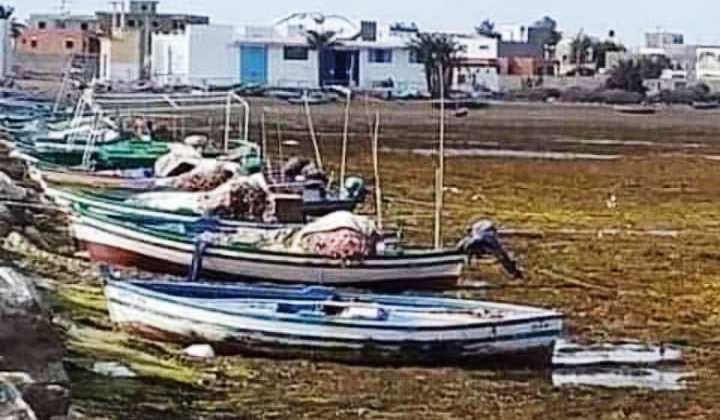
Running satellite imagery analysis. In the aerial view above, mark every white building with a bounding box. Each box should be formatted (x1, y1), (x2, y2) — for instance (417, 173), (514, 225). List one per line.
(234, 18), (430, 91)
(696, 47), (720, 80)
(152, 24), (238, 86)
(146, 14), (499, 93)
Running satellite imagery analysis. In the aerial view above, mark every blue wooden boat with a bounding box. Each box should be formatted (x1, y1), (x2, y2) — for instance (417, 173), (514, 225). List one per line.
(104, 274), (563, 365)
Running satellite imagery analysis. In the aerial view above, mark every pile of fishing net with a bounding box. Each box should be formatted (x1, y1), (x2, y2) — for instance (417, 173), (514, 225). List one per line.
(127, 173), (273, 221)
(157, 159), (239, 192)
(291, 211), (379, 260)
(208, 178), (270, 221)
(206, 211), (380, 261)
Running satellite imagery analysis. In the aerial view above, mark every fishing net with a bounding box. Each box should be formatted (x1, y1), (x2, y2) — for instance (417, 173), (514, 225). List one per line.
(292, 211), (379, 260)
(301, 228), (377, 260)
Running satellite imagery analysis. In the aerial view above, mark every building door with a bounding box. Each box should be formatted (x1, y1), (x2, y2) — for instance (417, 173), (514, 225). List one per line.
(241, 46), (268, 85)
(319, 50), (359, 87)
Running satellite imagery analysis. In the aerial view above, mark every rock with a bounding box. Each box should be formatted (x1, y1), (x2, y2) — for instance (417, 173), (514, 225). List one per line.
(182, 344), (216, 359)
(0, 170), (27, 200)
(0, 267), (40, 314)
(91, 362), (137, 378)
(22, 384), (71, 420)
(0, 267), (71, 420)
(0, 379), (37, 420)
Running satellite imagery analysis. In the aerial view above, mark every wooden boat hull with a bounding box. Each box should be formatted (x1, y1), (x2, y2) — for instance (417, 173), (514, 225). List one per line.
(72, 210), (467, 288)
(105, 280), (563, 365)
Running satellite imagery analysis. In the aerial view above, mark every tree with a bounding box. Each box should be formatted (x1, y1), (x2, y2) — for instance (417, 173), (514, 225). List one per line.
(305, 29), (342, 51)
(606, 60), (644, 93)
(569, 35), (595, 64)
(594, 40), (626, 69)
(605, 57), (672, 93)
(407, 33), (465, 98)
(475, 20), (500, 39)
(637, 55), (672, 79)
(0, 5), (13, 19)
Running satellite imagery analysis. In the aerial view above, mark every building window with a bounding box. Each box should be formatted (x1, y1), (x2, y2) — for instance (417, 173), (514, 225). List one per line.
(478, 45), (490, 50)
(369, 49), (393, 63)
(409, 50), (423, 64)
(127, 19), (136, 28)
(65, 40), (75, 50)
(30, 39), (38, 48)
(284, 46), (309, 61)
(37, 21), (46, 30)
(80, 22), (89, 31)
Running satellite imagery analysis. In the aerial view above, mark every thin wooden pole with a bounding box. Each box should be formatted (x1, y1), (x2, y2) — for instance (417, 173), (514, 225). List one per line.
(261, 109), (271, 175)
(275, 111), (284, 182)
(224, 93), (231, 153)
(340, 90), (351, 188)
(435, 62), (446, 249)
(304, 95), (323, 171)
(372, 112), (383, 231)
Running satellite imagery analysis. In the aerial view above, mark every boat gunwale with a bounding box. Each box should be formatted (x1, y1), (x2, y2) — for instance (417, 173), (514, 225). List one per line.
(106, 280), (564, 333)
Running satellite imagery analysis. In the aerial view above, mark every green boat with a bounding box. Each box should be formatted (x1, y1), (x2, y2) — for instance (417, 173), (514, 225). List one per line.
(26, 138), (171, 169)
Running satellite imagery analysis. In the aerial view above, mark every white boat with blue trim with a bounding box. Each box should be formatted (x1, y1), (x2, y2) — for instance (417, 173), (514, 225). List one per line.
(104, 276), (563, 365)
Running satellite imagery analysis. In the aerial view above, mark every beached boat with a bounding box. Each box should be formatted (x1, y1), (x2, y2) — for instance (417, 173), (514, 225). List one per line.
(42, 182), (362, 223)
(692, 101), (720, 110)
(104, 275), (562, 365)
(72, 205), (521, 288)
(613, 104), (657, 115)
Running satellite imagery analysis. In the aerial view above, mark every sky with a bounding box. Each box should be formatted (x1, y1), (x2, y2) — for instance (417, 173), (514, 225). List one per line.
(8, 0), (720, 47)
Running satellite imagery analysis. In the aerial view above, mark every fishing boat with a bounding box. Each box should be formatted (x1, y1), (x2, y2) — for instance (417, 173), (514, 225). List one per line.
(104, 275), (562, 365)
(72, 205), (521, 288)
(692, 101), (720, 110)
(613, 104), (657, 115)
(41, 178), (364, 223)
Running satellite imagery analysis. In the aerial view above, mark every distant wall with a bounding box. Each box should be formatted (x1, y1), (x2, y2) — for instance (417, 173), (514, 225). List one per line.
(267, 45), (319, 88)
(498, 75), (607, 91)
(359, 48), (425, 90)
(188, 25), (239, 86)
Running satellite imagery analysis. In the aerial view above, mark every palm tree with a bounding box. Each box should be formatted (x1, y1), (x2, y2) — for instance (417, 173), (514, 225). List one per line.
(407, 33), (465, 98)
(306, 30), (343, 86)
(569, 35), (595, 65)
(0, 5), (13, 19)
(475, 20), (500, 39)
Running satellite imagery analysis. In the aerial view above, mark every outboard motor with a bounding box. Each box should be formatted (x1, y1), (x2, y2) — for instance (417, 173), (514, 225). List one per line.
(458, 220), (523, 279)
(343, 176), (367, 202)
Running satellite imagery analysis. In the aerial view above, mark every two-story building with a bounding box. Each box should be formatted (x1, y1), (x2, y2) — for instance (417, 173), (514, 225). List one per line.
(15, 13), (100, 77)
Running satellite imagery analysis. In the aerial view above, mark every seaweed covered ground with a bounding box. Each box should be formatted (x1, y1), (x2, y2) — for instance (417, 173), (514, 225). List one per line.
(6, 101), (720, 419)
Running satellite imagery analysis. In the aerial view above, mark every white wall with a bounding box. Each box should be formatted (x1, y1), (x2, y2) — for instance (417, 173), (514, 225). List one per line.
(458, 37), (498, 60)
(188, 25), (239, 86)
(359, 48), (425, 90)
(697, 47), (720, 80)
(266, 45), (319, 88)
(152, 25), (239, 87)
(0, 19), (8, 78)
(152, 32), (190, 85)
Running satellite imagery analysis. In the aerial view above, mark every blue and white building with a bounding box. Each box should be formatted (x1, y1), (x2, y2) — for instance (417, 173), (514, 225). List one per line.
(151, 14), (500, 92)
